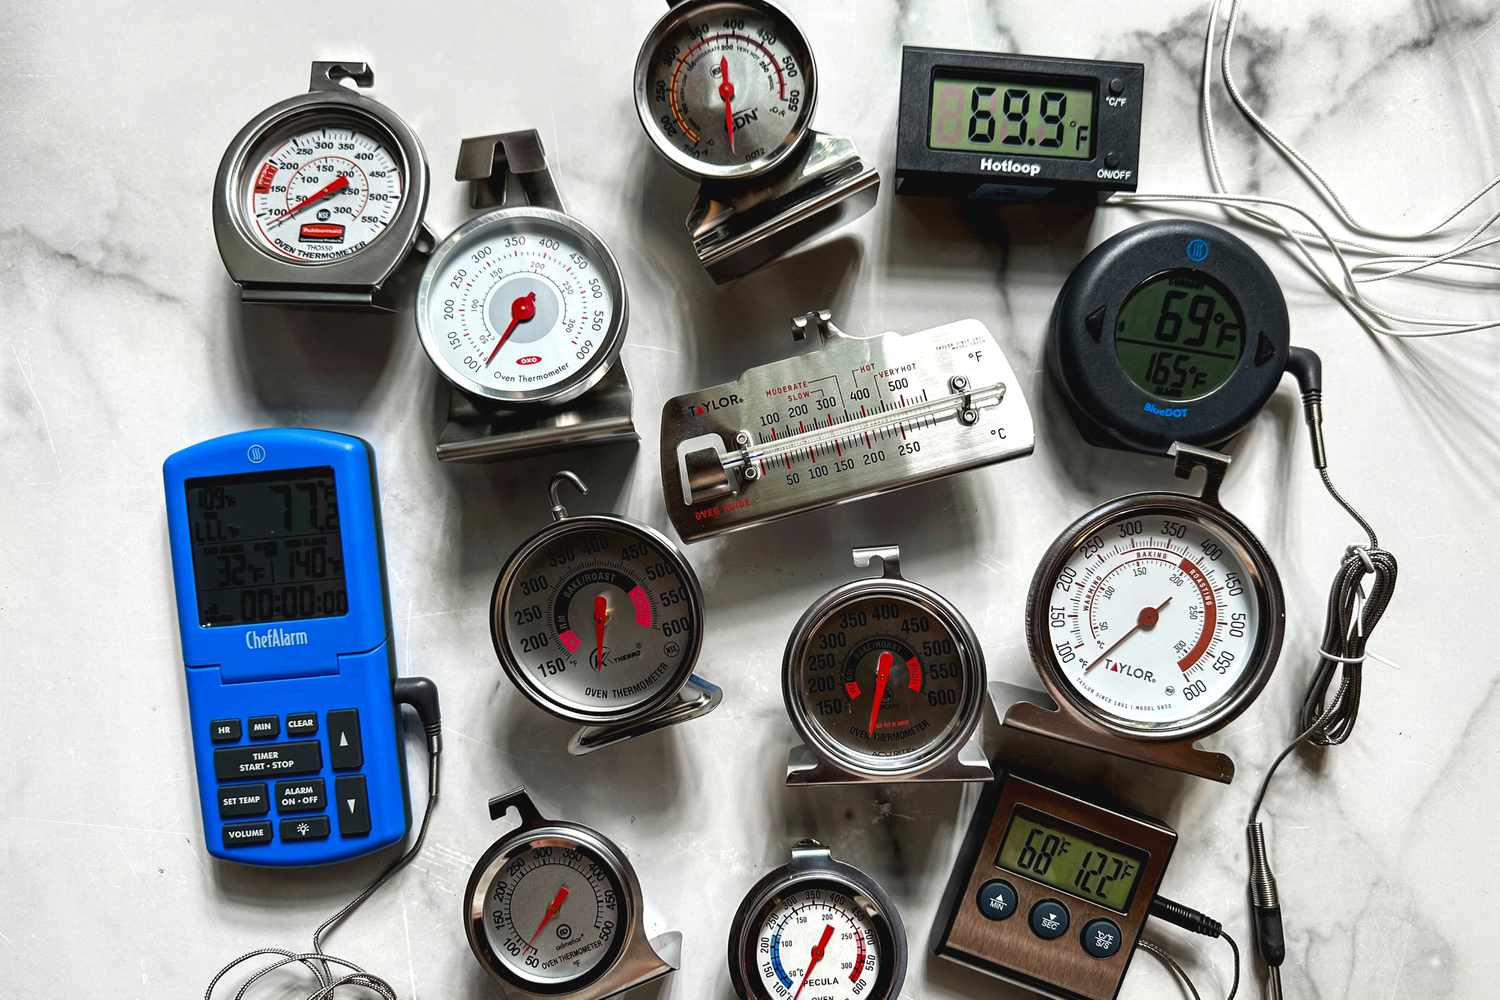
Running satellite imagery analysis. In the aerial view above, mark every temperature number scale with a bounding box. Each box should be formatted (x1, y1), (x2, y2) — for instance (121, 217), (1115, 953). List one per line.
(465, 788), (680, 999)
(728, 841), (907, 1000)
(660, 309), (1034, 542)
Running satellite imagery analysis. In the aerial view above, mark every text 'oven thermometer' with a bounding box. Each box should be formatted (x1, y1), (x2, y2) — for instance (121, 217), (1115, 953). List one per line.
(466, 787), (680, 999)
(633, 0), (879, 282)
(660, 309), (1035, 542)
(783, 545), (993, 785)
(728, 841), (907, 1000)
(213, 61), (430, 309)
(1008, 444), (1285, 782)
(491, 472), (721, 754)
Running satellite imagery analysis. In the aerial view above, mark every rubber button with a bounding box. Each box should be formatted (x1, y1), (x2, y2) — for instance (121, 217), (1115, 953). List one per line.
(1082, 918), (1124, 959)
(276, 778), (326, 814)
(976, 880), (1018, 921)
(248, 716), (279, 740)
(1029, 899), (1071, 940)
(1105, 152), (1121, 169)
(1084, 305), (1106, 342)
(1109, 77), (1125, 96)
(217, 783), (269, 819)
(222, 821), (272, 848)
(327, 709), (364, 771)
(280, 815), (331, 842)
(335, 775), (371, 837)
(210, 719), (241, 744)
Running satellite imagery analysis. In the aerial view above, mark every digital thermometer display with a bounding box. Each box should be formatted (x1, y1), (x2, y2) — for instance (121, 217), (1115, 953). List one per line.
(995, 807), (1146, 914)
(185, 467), (347, 627)
(929, 75), (1094, 159)
(1114, 270), (1246, 400)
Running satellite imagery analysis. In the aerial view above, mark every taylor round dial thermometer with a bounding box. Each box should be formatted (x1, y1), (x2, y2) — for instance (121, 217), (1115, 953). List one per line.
(491, 471), (721, 754)
(213, 61), (430, 309)
(466, 787), (680, 999)
(1009, 444), (1285, 782)
(728, 841), (907, 1000)
(633, 0), (879, 282)
(783, 545), (992, 785)
(418, 130), (636, 463)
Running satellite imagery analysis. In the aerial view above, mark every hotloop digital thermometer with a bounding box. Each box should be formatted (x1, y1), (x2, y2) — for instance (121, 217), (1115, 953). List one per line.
(164, 428), (436, 866)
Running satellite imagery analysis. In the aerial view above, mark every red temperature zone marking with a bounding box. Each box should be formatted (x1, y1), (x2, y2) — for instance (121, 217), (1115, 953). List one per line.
(253, 162), (277, 194)
(1176, 558), (1218, 671)
(558, 629), (582, 653)
(850, 925), (867, 982)
(628, 585), (652, 627)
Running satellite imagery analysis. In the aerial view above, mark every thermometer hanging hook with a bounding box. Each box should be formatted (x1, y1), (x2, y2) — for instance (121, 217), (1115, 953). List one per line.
(548, 471), (589, 522)
(852, 545), (902, 579)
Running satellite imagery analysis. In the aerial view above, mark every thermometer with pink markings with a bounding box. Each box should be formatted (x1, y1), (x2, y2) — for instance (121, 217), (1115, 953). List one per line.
(490, 471), (720, 755)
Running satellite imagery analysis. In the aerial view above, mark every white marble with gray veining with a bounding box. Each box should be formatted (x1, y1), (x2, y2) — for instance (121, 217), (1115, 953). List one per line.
(3, 1), (1498, 997)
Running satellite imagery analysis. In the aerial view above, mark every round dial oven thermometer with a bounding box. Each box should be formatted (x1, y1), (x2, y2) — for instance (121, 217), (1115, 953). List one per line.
(491, 472), (721, 754)
(466, 787), (680, 999)
(213, 61), (430, 308)
(783, 546), (992, 785)
(728, 841), (907, 1000)
(1018, 444), (1285, 782)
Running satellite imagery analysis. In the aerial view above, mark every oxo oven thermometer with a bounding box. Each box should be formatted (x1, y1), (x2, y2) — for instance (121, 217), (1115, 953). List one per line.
(491, 472), (720, 754)
(466, 787), (680, 999)
(1007, 444), (1285, 782)
(728, 841), (907, 1000)
(783, 545), (991, 785)
(659, 309), (1034, 542)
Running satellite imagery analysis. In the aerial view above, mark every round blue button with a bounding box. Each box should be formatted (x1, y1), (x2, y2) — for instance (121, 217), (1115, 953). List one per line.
(975, 879), (1018, 921)
(1185, 238), (1211, 263)
(1029, 899), (1071, 940)
(1081, 918), (1124, 959)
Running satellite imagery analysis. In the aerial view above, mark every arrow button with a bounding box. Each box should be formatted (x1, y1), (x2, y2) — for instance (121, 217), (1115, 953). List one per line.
(334, 775), (371, 837)
(327, 709), (364, 771)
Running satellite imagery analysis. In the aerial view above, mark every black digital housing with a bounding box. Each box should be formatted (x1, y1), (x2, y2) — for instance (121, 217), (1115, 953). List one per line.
(895, 47), (1144, 202)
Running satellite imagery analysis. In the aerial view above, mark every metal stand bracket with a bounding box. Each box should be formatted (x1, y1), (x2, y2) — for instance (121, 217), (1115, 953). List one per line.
(436, 364), (637, 464)
(568, 674), (723, 756)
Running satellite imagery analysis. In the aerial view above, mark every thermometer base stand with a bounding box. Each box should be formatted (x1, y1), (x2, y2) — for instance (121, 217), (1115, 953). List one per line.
(688, 131), (879, 282)
(567, 673), (722, 756)
(436, 365), (637, 464)
(786, 733), (992, 786)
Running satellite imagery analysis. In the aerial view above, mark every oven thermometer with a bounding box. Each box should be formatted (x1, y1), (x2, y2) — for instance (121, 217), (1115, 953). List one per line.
(490, 472), (720, 754)
(783, 545), (991, 785)
(727, 841), (907, 1000)
(465, 787), (680, 999)
(1012, 444), (1285, 781)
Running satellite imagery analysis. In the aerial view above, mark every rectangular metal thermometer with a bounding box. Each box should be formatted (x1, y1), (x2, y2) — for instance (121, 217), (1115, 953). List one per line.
(659, 310), (1034, 542)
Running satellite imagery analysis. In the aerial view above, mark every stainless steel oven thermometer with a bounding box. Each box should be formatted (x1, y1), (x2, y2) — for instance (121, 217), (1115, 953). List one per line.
(633, 0), (879, 282)
(491, 472), (721, 754)
(1006, 444), (1285, 782)
(417, 131), (635, 463)
(466, 788), (680, 999)
(213, 61), (431, 309)
(661, 309), (1034, 542)
(728, 841), (907, 1000)
(783, 546), (993, 785)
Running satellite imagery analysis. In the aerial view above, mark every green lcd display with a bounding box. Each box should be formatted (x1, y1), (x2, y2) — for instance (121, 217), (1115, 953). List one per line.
(1114, 270), (1247, 401)
(995, 807), (1147, 914)
(929, 75), (1095, 159)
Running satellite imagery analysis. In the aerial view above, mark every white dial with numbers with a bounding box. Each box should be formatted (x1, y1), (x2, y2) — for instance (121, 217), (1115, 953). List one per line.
(417, 208), (626, 404)
(240, 119), (404, 263)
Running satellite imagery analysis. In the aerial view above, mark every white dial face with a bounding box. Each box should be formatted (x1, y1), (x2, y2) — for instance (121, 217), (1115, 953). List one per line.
(241, 120), (404, 262)
(421, 214), (618, 400)
(751, 886), (883, 1000)
(1042, 509), (1264, 731)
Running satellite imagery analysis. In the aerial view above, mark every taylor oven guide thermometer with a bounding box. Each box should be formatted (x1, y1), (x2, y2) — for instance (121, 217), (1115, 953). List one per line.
(660, 309), (1034, 542)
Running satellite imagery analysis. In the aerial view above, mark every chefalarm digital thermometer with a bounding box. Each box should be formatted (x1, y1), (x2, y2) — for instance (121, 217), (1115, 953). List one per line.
(164, 428), (432, 866)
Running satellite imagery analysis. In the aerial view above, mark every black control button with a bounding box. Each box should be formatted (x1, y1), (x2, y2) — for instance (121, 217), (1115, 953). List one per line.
(327, 709), (364, 771)
(1084, 305), (1106, 342)
(213, 741), (323, 782)
(248, 716), (280, 740)
(1081, 918), (1124, 959)
(217, 783), (269, 818)
(1255, 332), (1277, 366)
(286, 713), (319, 737)
(222, 821), (273, 848)
(280, 815), (331, 842)
(1109, 77), (1125, 96)
(335, 775), (371, 837)
(276, 778), (327, 814)
(1105, 152), (1121, 169)
(976, 880), (1018, 921)
(210, 719), (242, 744)
(1029, 899), (1071, 940)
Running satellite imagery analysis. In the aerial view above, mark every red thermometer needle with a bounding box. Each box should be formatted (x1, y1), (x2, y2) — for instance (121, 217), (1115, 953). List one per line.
(719, 56), (736, 153)
(527, 885), (570, 950)
(485, 291), (537, 367)
(867, 650), (894, 737)
(792, 924), (835, 1000)
(1085, 597), (1172, 673)
(270, 174), (349, 227)
(593, 594), (609, 671)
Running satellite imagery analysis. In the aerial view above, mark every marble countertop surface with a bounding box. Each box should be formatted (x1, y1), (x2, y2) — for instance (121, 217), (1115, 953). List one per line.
(3, 0), (1498, 997)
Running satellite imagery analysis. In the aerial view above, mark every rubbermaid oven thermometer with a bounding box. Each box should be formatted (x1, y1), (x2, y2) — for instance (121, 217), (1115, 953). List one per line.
(418, 130), (636, 463)
(728, 841), (907, 1000)
(491, 472), (720, 754)
(633, 0), (879, 281)
(213, 61), (430, 308)
(783, 546), (991, 785)
(1011, 444), (1285, 782)
(466, 787), (680, 999)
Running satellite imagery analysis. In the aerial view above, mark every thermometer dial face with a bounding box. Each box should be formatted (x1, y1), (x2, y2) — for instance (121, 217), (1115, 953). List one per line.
(479, 839), (626, 989)
(417, 209), (625, 405)
(1034, 500), (1278, 737)
(239, 117), (405, 263)
(638, 0), (816, 180)
(788, 589), (980, 772)
(494, 519), (704, 722)
(737, 879), (900, 1000)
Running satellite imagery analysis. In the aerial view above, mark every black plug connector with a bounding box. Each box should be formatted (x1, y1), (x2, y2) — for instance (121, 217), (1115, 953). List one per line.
(1247, 822), (1286, 998)
(1285, 346), (1326, 470)
(394, 676), (443, 757)
(1149, 895), (1223, 938)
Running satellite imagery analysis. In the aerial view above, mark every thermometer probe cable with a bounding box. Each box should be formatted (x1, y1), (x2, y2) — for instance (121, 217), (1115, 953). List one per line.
(203, 677), (443, 1000)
